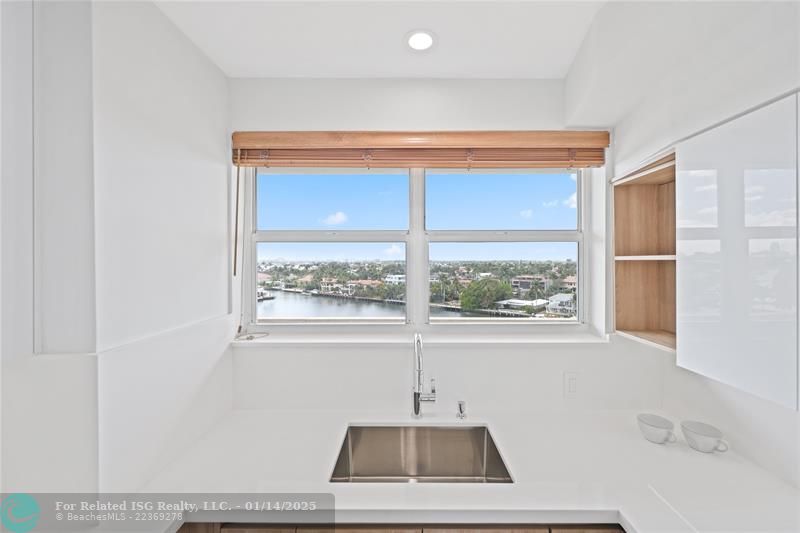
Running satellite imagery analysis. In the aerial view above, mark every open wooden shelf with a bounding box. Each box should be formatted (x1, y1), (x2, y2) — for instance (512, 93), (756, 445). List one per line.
(615, 255), (676, 261)
(613, 155), (676, 257)
(613, 153), (676, 351)
(612, 153), (676, 186)
(617, 329), (676, 350)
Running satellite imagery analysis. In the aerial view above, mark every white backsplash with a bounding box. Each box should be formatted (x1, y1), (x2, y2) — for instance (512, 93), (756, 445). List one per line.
(232, 335), (666, 413)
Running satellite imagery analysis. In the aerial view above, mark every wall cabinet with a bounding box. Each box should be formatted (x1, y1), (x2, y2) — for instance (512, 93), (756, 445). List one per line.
(178, 525), (222, 533)
(179, 525), (622, 533)
(299, 529), (421, 533)
(423, 529), (548, 533)
(220, 525), (296, 533)
(613, 153), (677, 350)
(675, 93), (798, 409)
(223, 529), (296, 533)
(550, 529), (623, 533)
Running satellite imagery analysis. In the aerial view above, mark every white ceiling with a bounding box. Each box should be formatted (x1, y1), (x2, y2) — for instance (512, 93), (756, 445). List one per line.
(156, 1), (605, 79)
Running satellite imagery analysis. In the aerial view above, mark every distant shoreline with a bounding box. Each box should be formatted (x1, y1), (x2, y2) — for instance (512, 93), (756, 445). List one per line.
(263, 287), (536, 318)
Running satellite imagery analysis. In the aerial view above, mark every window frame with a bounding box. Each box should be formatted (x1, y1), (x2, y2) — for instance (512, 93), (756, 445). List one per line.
(242, 167), (587, 331)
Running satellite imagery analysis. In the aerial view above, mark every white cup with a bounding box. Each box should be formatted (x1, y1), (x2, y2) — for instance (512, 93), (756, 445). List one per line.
(681, 421), (729, 453)
(637, 413), (677, 444)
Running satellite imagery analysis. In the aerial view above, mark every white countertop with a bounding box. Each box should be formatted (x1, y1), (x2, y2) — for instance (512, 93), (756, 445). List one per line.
(144, 409), (800, 533)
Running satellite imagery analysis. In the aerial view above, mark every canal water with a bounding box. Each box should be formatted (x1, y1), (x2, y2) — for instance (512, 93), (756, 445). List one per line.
(256, 290), (466, 319)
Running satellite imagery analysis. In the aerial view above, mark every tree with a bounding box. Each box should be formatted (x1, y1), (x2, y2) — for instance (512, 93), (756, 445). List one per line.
(430, 275), (461, 303)
(460, 279), (513, 311)
(384, 283), (405, 301)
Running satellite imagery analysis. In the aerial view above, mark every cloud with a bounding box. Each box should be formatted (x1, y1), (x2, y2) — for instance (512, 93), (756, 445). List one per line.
(686, 170), (716, 178)
(747, 208), (796, 226)
(519, 209), (533, 219)
(384, 244), (404, 257)
(695, 184), (717, 192)
(570, 174), (577, 181)
(542, 200), (559, 208)
(322, 211), (348, 225)
(563, 192), (577, 209)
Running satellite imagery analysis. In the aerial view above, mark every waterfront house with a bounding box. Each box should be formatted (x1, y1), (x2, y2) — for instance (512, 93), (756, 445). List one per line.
(547, 293), (576, 316)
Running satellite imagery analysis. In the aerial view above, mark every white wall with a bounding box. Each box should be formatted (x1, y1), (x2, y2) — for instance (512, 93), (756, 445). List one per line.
(98, 316), (234, 491)
(233, 336), (665, 413)
(228, 77), (655, 420)
(615, 9), (800, 488)
(3, 354), (98, 492)
(5, 0), (798, 496)
(230, 78), (565, 131)
(33, 1), (97, 354)
(566, 1), (800, 176)
(663, 357), (800, 488)
(613, 0), (800, 176)
(93, 1), (230, 352)
(91, 1), (234, 491)
(1, 1), (34, 366)
(1, 0), (98, 493)
(1, 0), (4, 486)
(564, 0), (800, 487)
(2, 0), (235, 493)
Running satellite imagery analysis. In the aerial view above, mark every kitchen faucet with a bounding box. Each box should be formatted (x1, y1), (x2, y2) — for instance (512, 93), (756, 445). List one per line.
(412, 333), (436, 417)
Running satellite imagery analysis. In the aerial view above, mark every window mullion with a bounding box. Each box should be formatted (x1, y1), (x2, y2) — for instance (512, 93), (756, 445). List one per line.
(407, 168), (428, 326)
(242, 167), (257, 329)
(427, 230), (582, 242)
(253, 230), (409, 243)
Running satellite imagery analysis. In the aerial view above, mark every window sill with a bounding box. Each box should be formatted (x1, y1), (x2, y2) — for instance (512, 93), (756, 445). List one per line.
(231, 326), (609, 348)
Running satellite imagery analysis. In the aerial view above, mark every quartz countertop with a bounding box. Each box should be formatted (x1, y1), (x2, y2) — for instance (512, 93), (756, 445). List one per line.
(144, 409), (800, 533)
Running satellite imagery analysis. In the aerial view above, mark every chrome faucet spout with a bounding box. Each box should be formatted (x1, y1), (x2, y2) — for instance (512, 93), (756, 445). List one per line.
(412, 333), (436, 417)
(414, 333), (424, 391)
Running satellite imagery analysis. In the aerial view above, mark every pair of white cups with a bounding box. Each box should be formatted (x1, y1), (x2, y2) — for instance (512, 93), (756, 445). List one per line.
(637, 413), (729, 453)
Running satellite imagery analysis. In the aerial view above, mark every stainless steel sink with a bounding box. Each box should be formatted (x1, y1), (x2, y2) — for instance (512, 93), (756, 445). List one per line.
(330, 425), (513, 483)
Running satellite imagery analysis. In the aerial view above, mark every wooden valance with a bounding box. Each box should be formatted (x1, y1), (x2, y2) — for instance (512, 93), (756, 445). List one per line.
(231, 131), (610, 169)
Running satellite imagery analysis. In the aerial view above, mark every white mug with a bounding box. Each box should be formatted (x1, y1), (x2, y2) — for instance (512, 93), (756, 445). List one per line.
(637, 414), (677, 445)
(681, 421), (729, 453)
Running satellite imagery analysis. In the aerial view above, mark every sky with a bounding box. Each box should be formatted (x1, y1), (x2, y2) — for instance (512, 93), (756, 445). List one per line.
(257, 242), (578, 263)
(256, 171), (578, 262)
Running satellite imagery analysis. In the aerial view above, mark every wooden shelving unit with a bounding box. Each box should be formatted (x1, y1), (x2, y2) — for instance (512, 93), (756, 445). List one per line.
(613, 153), (676, 351)
(615, 255), (676, 261)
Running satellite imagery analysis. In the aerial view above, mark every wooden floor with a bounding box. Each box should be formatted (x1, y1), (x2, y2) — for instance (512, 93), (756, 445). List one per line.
(178, 524), (624, 533)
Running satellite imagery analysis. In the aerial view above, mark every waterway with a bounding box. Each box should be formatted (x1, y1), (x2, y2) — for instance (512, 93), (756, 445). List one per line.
(256, 290), (470, 319)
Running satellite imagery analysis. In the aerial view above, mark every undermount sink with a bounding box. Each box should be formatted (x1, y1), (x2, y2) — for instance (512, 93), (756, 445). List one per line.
(330, 425), (513, 483)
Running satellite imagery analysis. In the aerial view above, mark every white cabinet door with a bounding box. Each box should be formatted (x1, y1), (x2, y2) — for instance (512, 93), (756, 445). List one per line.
(676, 94), (798, 409)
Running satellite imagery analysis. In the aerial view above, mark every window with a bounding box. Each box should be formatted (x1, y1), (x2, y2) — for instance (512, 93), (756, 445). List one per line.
(426, 170), (581, 322)
(257, 170), (408, 230)
(247, 168), (583, 324)
(256, 242), (406, 320)
(429, 242), (578, 320)
(426, 171), (578, 230)
(252, 168), (410, 322)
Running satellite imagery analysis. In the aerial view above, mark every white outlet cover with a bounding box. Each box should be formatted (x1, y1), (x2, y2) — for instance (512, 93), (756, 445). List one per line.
(563, 371), (580, 399)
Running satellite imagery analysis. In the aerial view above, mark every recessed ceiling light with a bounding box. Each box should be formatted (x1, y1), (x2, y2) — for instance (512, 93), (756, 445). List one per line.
(407, 30), (434, 51)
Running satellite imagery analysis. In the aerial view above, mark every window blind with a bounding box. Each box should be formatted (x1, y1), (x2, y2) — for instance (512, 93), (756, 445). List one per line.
(231, 131), (609, 169)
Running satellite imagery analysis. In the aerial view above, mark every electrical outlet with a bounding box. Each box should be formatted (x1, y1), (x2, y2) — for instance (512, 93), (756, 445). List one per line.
(563, 371), (579, 399)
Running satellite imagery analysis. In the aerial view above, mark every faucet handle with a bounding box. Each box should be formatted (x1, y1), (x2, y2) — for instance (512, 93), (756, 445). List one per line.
(457, 400), (467, 419)
(419, 378), (437, 403)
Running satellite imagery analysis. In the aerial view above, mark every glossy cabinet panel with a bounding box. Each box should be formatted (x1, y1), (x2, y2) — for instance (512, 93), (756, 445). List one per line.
(676, 94), (798, 409)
